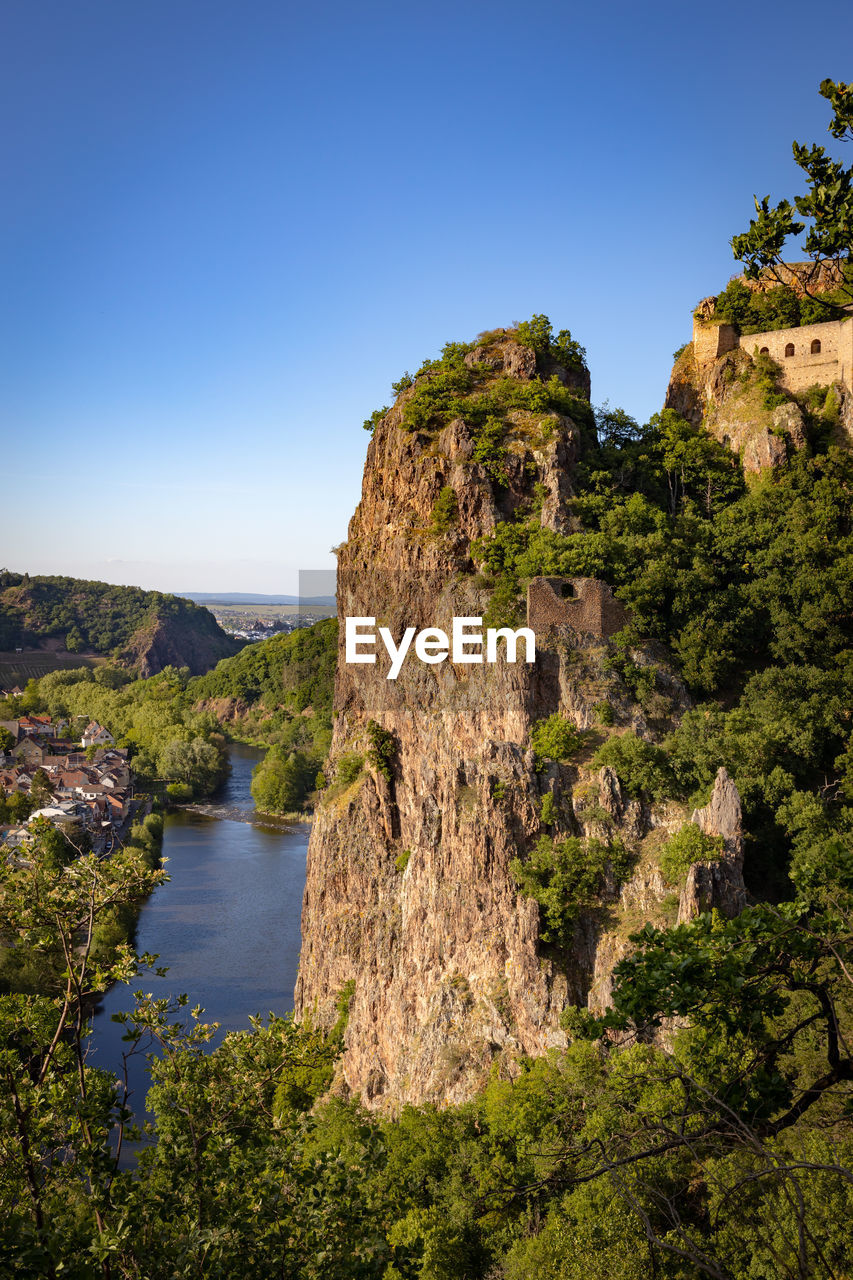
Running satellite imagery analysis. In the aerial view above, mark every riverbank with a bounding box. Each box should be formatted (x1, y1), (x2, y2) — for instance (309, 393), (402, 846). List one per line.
(87, 743), (310, 1131)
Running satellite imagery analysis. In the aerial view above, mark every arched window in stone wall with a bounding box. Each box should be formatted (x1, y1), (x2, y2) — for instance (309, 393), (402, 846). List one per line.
(759, 347), (769, 355)
(785, 342), (795, 357)
(811, 338), (822, 354)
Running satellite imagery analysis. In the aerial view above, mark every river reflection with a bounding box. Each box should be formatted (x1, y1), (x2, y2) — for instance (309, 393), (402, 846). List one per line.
(87, 744), (309, 1131)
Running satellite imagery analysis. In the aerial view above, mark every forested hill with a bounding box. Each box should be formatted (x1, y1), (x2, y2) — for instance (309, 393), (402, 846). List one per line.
(0, 571), (241, 676)
(189, 617), (338, 813)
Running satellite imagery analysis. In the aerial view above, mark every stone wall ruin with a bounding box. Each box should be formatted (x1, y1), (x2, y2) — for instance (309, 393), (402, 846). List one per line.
(526, 576), (629, 639)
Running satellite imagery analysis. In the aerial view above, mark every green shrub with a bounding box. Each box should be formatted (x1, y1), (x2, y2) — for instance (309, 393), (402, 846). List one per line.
(595, 701), (616, 726)
(540, 792), (557, 825)
(510, 834), (632, 945)
(363, 406), (388, 435)
(472, 415), (509, 484)
(336, 753), (364, 786)
(592, 732), (675, 801)
(395, 849), (411, 873)
(333, 979), (356, 1037)
(482, 577), (524, 630)
(251, 747), (316, 814)
(415, 339), (476, 377)
(752, 350), (789, 410)
(530, 714), (584, 765)
(391, 324), (592, 439)
(366, 720), (395, 781)
(823, 385), (841, 426)
(166, 781), (192, 801)
(706, 277), (837, 333)
(430, 486), (458, 534)
(514, 314), (587, 372)
(401, 364), (475, 433)
(659, 822), (724, 883)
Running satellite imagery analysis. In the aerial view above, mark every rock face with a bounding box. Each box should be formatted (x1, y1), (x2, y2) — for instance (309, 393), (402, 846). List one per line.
(665, 341), (818, 473)
(296, 344), (595, 1107)
(294, 336), (730, 1110)
(677, 767), (748, 923)
(120, 615), (240, 677)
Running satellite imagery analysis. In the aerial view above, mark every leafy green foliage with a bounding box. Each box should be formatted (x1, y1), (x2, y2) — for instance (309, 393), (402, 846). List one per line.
(731, 78), (853, 310)
(510, 834), (632, 944)
(529, 713), (584, 765)
(363, 405), (388, 434)
(471, 414), (509, 483)
(364, 321), (593, 445)
(658, 822), (724, 883)
(335, 752), (364, 786)
(250, 746), (316, 813)
(750, 349), (789, 409)
(0, 571), (233, 662)
(29, 663), (229, 797)
(473, 406), (744, 656)
(592, 732), (675, 801)
(366, 720), (396, 782)
(2, 819), (853, 1279)
(707, 276), (840, 332)
(190, 618), (338, 811)
(514, 313), (587, 372)
(430, 485), (458, 534)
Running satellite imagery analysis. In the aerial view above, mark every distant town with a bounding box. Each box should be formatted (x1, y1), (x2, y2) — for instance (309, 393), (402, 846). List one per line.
(0, 706), (145, 856)
(177, 590), (336, 643)
(210, 608), (334, 642)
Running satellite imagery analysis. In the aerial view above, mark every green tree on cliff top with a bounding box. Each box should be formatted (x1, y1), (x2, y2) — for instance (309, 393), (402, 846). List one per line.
(732, 78), (853, 308)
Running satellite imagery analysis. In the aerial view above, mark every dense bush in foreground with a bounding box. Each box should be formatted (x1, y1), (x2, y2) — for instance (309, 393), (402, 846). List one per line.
(0, 826), (850, 1278)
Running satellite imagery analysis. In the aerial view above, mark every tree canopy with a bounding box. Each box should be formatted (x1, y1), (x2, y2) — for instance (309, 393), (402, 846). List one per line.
(731, 78), (853, 308)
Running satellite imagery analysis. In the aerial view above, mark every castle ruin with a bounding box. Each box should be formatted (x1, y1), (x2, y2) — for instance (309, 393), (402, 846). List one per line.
(692, 309), (853, 395)
(526, 576), (629, 640)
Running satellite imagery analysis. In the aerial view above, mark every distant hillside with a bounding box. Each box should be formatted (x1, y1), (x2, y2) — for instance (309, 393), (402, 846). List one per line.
(0, 572), (242, 676)
(189, 618), (338, 812)
(181, 592), (336, 607)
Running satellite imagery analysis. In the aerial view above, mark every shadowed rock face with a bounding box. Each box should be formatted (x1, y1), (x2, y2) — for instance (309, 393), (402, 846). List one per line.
(121, 616), (240, 677)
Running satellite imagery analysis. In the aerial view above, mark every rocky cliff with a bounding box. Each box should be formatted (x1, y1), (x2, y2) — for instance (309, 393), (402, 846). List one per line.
(295, 332), (746, 1109)
(119, 611), (241, 677)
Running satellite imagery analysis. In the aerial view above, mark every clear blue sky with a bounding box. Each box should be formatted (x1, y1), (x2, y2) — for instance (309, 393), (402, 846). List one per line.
(3, 0), (851, 593)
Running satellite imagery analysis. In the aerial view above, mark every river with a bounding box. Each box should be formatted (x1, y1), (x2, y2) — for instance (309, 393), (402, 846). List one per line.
(87, 743), (309, 1132)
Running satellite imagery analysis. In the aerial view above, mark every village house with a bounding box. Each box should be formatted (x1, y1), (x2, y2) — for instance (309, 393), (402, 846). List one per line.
(82, 721), (115, 747)
(1, 712), (137, 857)
(11, 737), (50, 766)
(28, 802), (83, 830)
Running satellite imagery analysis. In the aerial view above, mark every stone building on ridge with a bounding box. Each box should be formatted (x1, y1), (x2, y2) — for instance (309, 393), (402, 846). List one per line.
(526, 577), (629, 640)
